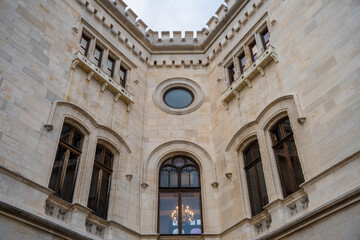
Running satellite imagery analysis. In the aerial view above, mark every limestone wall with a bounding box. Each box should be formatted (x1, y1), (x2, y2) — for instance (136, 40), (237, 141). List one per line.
(0, 0), (359, 239)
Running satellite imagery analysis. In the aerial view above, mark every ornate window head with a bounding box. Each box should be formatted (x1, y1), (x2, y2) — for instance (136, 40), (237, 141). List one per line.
(158, 156), (202, 235)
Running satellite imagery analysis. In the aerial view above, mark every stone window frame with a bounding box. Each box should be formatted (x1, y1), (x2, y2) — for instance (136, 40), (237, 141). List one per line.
(153, 78), (205, 115)
(78, 25), (134, 88)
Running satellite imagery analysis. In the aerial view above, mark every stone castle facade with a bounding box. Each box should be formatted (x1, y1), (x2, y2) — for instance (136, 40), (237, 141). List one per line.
(0, 0), (359, 239)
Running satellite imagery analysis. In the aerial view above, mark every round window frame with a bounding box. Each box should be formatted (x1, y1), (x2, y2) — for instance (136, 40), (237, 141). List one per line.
(153, 78), (204, 115)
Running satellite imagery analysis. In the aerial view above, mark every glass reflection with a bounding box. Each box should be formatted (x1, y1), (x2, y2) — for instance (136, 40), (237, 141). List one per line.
(159, 192), (178, 235)
(181, 192), (202, 235)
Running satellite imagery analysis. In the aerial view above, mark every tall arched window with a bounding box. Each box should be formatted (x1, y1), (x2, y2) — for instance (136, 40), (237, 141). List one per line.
(49, 123), (84, 202)
(243, 140), (269, 216)
(270, 117), (305, 197)
(158, 156), (202, 236)
(87, 145), (113, 219)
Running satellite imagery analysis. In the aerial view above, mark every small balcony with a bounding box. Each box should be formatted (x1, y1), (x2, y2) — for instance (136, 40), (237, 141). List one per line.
(71, 52), (134, 108)
(221, 45), (279, 109)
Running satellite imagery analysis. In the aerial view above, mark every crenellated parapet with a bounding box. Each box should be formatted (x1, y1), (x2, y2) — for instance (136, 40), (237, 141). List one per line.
(76, 0), (267, 61)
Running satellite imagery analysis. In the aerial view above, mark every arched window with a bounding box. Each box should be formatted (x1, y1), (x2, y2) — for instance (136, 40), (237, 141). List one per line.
(158, 156), (202, 236)
(87, 145), (113, 219)
(49, 123), (84, 202)
(270, 117), (305, 197)
(243, 140), (269, 216)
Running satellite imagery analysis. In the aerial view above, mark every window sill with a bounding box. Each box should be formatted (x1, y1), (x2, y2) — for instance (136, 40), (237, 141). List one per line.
(72, 51), (134, 110)
(221, 45), (279, 109)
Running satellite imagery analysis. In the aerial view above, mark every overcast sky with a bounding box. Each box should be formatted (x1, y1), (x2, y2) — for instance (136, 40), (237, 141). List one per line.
(123, 0), (225, 32)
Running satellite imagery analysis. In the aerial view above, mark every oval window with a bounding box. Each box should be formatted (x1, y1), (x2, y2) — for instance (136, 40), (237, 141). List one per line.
(163, 88), (194, 109)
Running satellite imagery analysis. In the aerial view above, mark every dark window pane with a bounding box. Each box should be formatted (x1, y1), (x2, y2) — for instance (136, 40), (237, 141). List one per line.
(286, 137), (305, 186)
(181, 170), (190, 187)
(239, 53), (246, 74)
(159, 192), (178, 235)
(61, 152), (79, 202)
(252, 141), (260, 160)
(49, 146), (67, 192)
(250, 41), (258, 61)
(181, 192), (202, 235)
(107, 57), (115, 77)
(71, 131), (83, 150)
(95, 146), (102, 163)
(88, 166), (100, 211)
(275, 144), (294, 196)
(228, 63), (235, 83)
(164, 88), (193, 109)
(97, 171), (110, 218)
(119, 66), (127, 88)
(169, 171), (178, 187)
(80, 35), (90, 56)
(261, 28), (270, 49)
(60, 124), (71, 143)
(244, 147), (253, 166)
(271, 126), (282, 144)
(93, 46), (102, 67)
(190, 171), (199, 187)
(160, 171), (169, 187)
(104, 151), (112, 169)
(282, 118), (292, 137)
(247, 167), (261, 215)
(256, 162), (269, 206)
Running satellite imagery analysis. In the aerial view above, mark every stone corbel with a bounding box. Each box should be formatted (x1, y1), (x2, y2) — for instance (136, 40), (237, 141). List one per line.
(270, 53), (279, 63)
(101, 82), (108, 92)
(245, 79), (252, 88)
(44, 124), (53, 131)
(141, 183), (148, 188)
(211, 182), (219, 188)
(225, 172), (232, 179)
(222, 101), (229, 110)
(232, 90), (240, 100)
(87, 71), (94, 81)
(127, 103), (132, 112)
(71, 60), (79, 70)
(114, 93), (121, 102)
(257, 66), (265, 76)
(125, 174), (133, 180)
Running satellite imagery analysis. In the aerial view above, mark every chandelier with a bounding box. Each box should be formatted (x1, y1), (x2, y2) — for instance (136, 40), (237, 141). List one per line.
(171, 205), (194, 223)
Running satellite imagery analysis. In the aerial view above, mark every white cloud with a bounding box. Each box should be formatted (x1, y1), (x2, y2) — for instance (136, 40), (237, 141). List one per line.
(123, 0), (225, 32)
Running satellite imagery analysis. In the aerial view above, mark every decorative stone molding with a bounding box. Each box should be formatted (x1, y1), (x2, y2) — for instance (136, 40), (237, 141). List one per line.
(45, 198), (71, 223)
(72, 51), (134, 107)
(221, 45), (279, 107)
(141, 183), (148, 188)
(85, 219), (105, 238)
(211, 182), (219, 188)
(125, 174), (133, 180)
(286, 195), (309, 217)
(253, 216), (272, 234)
(153, 78), (204, 115)
(225, 172), (232, 179)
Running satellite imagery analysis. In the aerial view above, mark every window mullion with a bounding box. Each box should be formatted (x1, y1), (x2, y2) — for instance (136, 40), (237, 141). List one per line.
(59, 149), (70, 194)
(95, 169), (103, 212)
(283, 141), (298, 192)
(178, 192), (182, 235)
